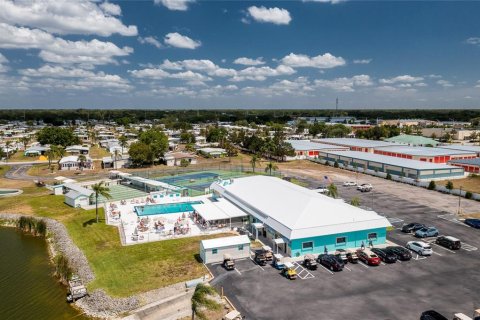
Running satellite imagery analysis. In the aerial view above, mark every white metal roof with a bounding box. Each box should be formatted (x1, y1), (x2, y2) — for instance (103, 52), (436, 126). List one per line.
(286, 140), (350, 151)
(376, 145), (476, 157)
(64, 183), (93, 196)
(439, 145), (480, 154)
(313, 138), (396, 148)
(192, 198), (248, 221)
(212, 176), (391, 240)
(200, 235), (250, 250)
(320, 150), (462, 171)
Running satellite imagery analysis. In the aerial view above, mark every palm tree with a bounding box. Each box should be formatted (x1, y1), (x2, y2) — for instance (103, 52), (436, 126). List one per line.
(119, 135), (128, 154)
(77, 154), (87, 171)
(264, 161), (278, 176)
(327, 183), (338, 198)
(113, 149), (120, 169)
(91, 182), (111, 223)
(250, 154), (260, 172)
(4, 141), (12, 163)
(21, 136), (30, 151)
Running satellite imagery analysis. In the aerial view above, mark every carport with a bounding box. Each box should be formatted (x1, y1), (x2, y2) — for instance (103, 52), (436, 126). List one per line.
(273, 238), (287, 254)
(192, 199), (248, 229)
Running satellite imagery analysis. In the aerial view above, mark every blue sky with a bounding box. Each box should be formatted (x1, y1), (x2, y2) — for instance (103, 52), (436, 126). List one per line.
(0, 0), (480, 109)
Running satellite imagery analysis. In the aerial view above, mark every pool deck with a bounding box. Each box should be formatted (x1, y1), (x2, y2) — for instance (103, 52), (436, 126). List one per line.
(105, 194), (231, 246)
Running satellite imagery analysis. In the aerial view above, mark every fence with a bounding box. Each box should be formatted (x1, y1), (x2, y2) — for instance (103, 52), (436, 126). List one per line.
(309, 157), (480, 201)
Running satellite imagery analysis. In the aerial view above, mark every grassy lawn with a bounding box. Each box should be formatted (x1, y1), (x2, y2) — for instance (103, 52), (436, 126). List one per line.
(89, 146), (110, 159)
(438, 175), (480, 194)
(7, 151), (36, 162)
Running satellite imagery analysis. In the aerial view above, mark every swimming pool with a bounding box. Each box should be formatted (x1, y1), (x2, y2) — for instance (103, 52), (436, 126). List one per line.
(135, 201), (203, 216)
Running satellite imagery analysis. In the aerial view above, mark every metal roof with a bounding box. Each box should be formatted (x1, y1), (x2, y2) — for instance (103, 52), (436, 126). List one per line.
(376, 145), (476, 157)
(200, 235), (250, 250)
(439, 145), (480, 154)
(384, 134), (440, 146)
(449, 158), (480, 166)
(320, 150), (463, 171)
(313, 138), (396, 148)
(286, 140), (349, 151)
(64, 183), (93, 197)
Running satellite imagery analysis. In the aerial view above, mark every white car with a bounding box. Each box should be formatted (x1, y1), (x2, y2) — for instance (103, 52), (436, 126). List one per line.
(315, 187), (328, 194)
(406, 241), (433, 256)
(343, 181), (357, 187)
(357, 183), (373, 192)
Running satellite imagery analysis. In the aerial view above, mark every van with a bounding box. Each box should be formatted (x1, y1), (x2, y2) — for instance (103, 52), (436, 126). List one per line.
(435, 236), (461, 250)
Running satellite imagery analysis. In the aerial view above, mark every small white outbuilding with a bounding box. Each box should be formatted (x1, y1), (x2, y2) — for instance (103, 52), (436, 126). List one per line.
(199, 235), (250, 264)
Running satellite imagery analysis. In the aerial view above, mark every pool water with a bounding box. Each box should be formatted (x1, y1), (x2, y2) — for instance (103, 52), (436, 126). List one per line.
(135, 201), (203, 216)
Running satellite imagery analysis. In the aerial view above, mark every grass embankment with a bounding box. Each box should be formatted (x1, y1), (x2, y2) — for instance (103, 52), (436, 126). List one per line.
(438, 175), (480, 194)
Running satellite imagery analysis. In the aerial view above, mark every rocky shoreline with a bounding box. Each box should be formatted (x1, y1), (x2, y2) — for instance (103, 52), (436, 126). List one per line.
(0, 213), (139, 319)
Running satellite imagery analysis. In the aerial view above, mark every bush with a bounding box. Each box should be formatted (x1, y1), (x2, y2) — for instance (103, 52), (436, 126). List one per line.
(16, 216), (47, 236)
(54, 254), (72, 283)
(427, 180), (436, 190)
(325, 161), (330, 166)
(386, 173), (392, 180)
(445, 181), (454, 191)
(334, 161), (339, 168)
(465, 191), (473, 199)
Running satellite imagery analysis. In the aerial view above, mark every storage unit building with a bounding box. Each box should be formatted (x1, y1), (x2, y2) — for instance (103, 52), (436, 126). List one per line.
(374, 145), (476, 163)
(439, 145), (480, 157)
(285, 140), (349, 160)
(200, 235), (251, 264)
(211, 176), (391, 257)
(312, 138), (396, 153)
(317, 150), (465, 180)
(448, 158), (480, 173)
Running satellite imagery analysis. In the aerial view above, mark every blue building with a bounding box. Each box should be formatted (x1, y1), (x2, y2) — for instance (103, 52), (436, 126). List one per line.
(211, 176), (391, 257)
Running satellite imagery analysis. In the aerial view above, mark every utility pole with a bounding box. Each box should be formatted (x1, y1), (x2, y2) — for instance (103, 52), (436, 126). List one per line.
(457, 186), (463, 217)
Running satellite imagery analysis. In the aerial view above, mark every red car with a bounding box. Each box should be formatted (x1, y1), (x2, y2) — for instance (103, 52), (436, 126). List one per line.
(356, 249), (381, 266)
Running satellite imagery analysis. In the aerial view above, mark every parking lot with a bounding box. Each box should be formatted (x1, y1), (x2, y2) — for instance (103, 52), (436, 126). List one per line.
(208, 181), (480, 320)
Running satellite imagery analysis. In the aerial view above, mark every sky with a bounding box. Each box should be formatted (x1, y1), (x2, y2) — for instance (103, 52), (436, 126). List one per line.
(0, 0), (480, 109)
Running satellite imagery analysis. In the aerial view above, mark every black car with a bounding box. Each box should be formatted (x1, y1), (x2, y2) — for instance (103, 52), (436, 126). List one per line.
(465, 218), (480, 229)
(317, 254), (344, 272)
(402, 222), (426, 233)
(371, 248), (397, 263)
(435, 236), (461, 250)
(386, 246), (412, 261)
(420, 310), (448, 320)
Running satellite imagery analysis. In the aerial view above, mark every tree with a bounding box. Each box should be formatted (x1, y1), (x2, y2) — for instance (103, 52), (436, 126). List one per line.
(21, 136), (30, 150)
(185, 143), (195, 152)
(445, 181), (454, 192)
(327, 183), (338, 198)
(250, 154), (260, 172)
(139, 129), (168, 161)
(118, 135), (128, 154)
(37, 127), (80, 147)
(350, 196), (361, 207)
(191, 283), (222, 320)
(91, 182), (111, 223)
(427, 180), (436, 190)
(264, 161), (278, 176)
(129, 142), (154, 166)
(386, 173), (392, 180)
(77, 154), (87, 171)
(4, 140), (12, 162)
(180, 131), (196, 144)
(224, 142), (238, 159)
(180, 159), (190, 167)
(334, 160), (339, 168)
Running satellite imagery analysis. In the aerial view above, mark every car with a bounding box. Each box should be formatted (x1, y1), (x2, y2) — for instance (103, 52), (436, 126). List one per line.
(303, 254), (318, 270)
(356, 249), (381, 266)
(343, 181), (357, 187)
(314, 186), (328, 194)
(415, 227), (439, 238)
(345, 249), (359, 263)
(420, 310), (449, 320)
(371, 248), (397, 263)
(401, 222), (427, 233)
(317, 254), (344, 271)
(254, 251), (267, 266)
(223, 254), (235, 271)
(335, 249), (348, 264)
(407, 241), (433, 256)
(385, 246), (412, 261)
(464, 218), (480, 229)
(357, 183), (373, 192)
(435, 236), (461, 250)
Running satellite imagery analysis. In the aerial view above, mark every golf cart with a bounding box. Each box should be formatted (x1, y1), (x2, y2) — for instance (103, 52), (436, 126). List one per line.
(66, 275), (88, 303)
(223, 254), (235, 271)
(273, 253), (285, 269)
(223, 310), (244, 320)
(262, 245), (273, 261)
(282, 262), (297, 280)
(303, 254), (318, 270)
(254, 250), (267, 266)
(346, 249), (359, 263)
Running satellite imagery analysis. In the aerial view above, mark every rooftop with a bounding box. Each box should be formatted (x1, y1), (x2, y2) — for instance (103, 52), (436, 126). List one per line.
(376, 145), (476, 157)
(439, 145), (480, 154)
(200, 235), (250, 250)
(313, 138), (396, 149)
(448, 158), (480, 166)
(384, 134), (440, 146)
(286, 140), (350, 151)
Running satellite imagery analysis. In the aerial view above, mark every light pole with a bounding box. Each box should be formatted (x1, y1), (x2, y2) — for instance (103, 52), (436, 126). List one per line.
(457, 186), (463, 217)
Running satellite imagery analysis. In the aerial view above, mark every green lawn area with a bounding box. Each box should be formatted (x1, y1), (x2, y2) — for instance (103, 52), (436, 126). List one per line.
(89, 146), (110, 159)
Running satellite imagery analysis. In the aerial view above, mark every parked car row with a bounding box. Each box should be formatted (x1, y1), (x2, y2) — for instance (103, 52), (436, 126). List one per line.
(401, 221), (463, 252)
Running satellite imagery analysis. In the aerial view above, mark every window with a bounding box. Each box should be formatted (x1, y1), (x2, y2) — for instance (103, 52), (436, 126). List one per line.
(212, 249), (218, 254)
(302, 241), (313, 250)
(336, 237), (347, 245)
(238, 244), (244, 251)
(368, 233), (377, 240)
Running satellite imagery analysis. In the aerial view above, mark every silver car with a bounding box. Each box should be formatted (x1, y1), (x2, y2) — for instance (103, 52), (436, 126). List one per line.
(406, 241), (433, 256)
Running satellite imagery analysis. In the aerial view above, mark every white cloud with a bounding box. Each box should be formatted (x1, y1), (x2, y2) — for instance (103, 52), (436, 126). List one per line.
(0, 23), (132, 66)
(281, 52), (346, 69)
(0, 52), (7, 72)
(0, 0), (137, 36)
(379, 75), (424, 84)
(100, 2), (122, 16)
(129, 68), (170, 80)
(129, 67), (211, 85)
(466, 37), (480, 45)
(437, 79), (453, 87)
(353, 59), (372, 64)
(476, 81), (480, 88)
(164, 32), (201, 49)
(231, 65), (296, 82)
(247, 6), (292, 25)
(138, 36), (162, 49)
(314, 75), (373, 92)
(154, 0), (194, 11)
(0, 52), (7, 63)
(158, 59), (237, 77)
(233, 57), (265, 66)
(303, 0), (345, 4)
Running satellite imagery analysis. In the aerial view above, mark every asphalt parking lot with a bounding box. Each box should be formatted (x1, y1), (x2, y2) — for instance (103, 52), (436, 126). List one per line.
(208, 181), (480, 320)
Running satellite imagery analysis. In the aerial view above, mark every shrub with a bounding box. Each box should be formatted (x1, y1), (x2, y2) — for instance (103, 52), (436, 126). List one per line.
(465, 191), (473, 199)
(386, 173), (392, 180)
(445, 181), (454, 191)
(334, 161), (339, 168)
(427, 180), (436, 190)
(54, 253), (72, 283)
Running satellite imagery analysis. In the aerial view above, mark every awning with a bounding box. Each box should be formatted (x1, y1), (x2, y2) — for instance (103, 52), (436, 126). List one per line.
(252, 222), (264, 229)
(273, 238), (285, 245)
(192, 203), (229, 221)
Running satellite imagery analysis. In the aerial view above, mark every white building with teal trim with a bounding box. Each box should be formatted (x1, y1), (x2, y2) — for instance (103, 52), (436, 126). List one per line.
(211, 176), (391, 258)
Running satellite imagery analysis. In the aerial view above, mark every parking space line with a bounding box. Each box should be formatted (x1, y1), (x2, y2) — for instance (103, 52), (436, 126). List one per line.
(344, 266), (352, 271)
(358, 261), (370, 269)
(234, 268), (242, 275)
(380, 262), (386, 265)
(430, 243), (456, 254)
(432, 251), (442, 256)
(249, 258), (265, 271)
(318, 263), (334, 275)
